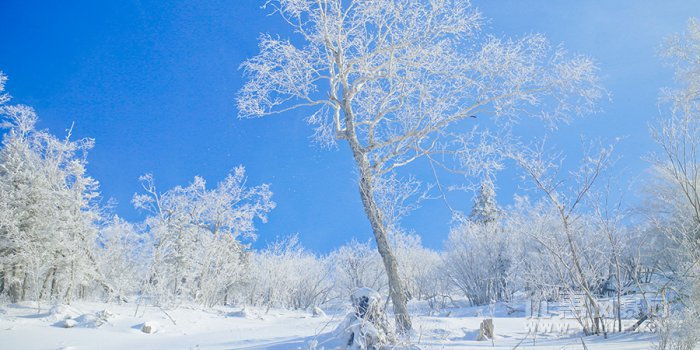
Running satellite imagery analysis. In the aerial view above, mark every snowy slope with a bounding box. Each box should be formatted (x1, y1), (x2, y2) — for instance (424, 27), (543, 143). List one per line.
(0, 301), (657, 350)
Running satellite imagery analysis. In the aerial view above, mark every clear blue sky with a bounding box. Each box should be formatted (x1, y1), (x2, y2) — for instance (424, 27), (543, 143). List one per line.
(1, 1), (698, 252)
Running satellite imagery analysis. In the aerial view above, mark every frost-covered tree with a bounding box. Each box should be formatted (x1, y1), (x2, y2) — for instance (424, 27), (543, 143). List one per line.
(469, 177), (499, 224)
(588, 188), (647, 333)
(650, 17), (700, 246)
(505, 197), (567, 303)
(133, 167), (275, 307)
(512, 142), (615, 335)
(97, 216), (149, 302)
(237, 0), (602, 331)
(0, 73), (8, 106)
(445, 176), (510, 306)
(0, 76), (110, 304)
(646, 18), (700, 346)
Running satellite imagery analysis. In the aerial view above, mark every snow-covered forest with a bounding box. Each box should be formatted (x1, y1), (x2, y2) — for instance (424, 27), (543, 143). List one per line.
(1, 1), (700, 349)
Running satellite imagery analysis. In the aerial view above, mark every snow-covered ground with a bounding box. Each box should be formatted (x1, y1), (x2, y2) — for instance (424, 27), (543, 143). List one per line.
(0, 301), (658, 349)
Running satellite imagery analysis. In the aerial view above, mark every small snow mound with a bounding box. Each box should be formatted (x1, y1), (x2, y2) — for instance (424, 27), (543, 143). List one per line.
(140, 321), (159, 334)
(431, 328), (452, 339)
(74, 313), (104, 328)
(49, 304), (80, 322)
(311, 306), (326, 318)
(447, 327), (477, 342)
(97, 309), (113, 319)
(57, 319), (77, 328)
(49, 305), (68, 316)
(305, 332), (349, 350)
(227, 308), (252, 318)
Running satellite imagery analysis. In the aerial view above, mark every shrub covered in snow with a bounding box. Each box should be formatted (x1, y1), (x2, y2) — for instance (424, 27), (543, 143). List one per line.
(334, 288), (394, 350)
(328, 239), (388, 298)
(236, 235), (331, 310)
(444, 221), (512, 306)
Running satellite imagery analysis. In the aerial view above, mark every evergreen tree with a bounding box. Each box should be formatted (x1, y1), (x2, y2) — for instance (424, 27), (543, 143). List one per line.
(469, 177), (499, 224)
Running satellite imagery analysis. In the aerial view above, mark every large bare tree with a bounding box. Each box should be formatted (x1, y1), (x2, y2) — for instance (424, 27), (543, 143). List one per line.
(236, 0), (602, 332)
(646, 18), (700, 344)
(651, 17), (700, 235)
(512, 141), (614, 335)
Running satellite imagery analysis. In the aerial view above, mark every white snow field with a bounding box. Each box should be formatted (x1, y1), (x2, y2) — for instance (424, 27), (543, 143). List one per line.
(0, 301), (657, 350)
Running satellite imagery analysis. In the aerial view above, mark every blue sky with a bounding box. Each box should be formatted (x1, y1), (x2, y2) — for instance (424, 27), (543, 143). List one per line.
(1, 1), (698, 252)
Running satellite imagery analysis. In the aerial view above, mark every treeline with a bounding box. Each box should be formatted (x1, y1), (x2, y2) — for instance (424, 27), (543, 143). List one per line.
(0, 87), (679, 319)
(0, 70), (692, 315)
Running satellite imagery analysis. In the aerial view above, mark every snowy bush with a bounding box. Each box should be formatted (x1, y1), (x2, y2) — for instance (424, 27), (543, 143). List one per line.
(329, 233), (443, 305)
(444, 221), (512, 306)
(239, 235), (331, 310)
(503, 198), (568, 302)
(328, 239), (388, 299)
(389, 231), (443, 303)
(334, 287), (394, 350)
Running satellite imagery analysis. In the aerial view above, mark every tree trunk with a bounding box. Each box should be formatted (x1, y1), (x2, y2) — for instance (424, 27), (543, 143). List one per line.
(339, 72), (412, 332)
(562, 218), (602, 336)
(20, 272), (28, 301)
(347, 140), (412, 333)
(38, 267), (54, 300)
(8, 266), (20, 303)
(358, 175), (412, 333)
(50, 270), (58, 300)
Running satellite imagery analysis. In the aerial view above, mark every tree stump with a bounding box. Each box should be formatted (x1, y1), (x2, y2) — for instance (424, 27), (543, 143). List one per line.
(141, 321), (158, 334)
(476, 318), (494, 341)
